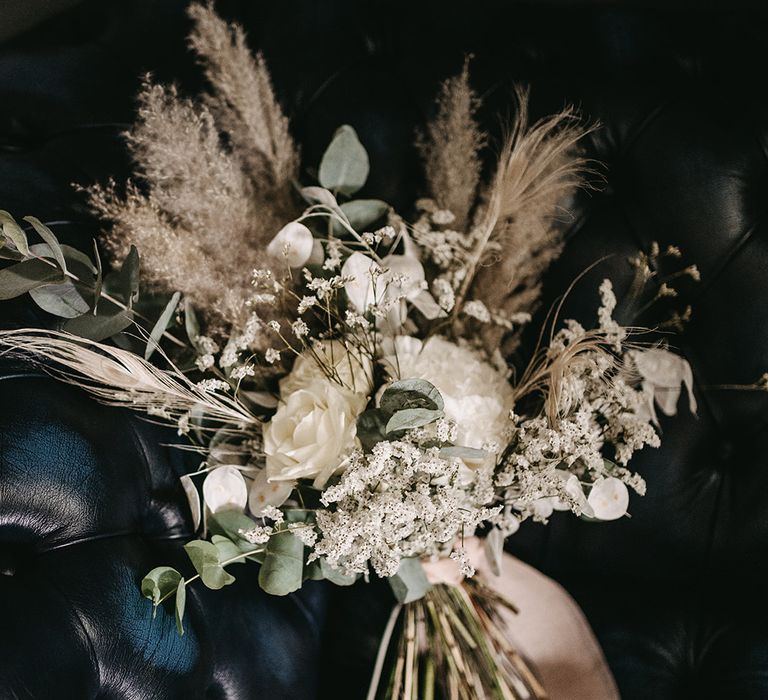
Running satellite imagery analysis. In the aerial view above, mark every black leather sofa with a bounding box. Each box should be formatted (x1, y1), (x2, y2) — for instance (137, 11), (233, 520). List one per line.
(2, 2), (767, 698)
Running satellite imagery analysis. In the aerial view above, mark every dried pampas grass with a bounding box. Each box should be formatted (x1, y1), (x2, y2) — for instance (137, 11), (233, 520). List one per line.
(187, 1), (299, 192)
(85, 2), (300, 336)
(417, 59), (485, 230)
(0, 329), (258, 430)
(472, 86), (595, 318)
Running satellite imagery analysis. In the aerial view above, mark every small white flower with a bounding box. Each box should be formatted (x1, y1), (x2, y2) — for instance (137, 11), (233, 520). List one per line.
(291, 320), (309, 338)
(260, 505), (285, 523)
(290, 525), (318, 547)
(463, 299), (491, 323)
(431, 209), (456, 225)
(239, 526), (272, 544)
(197, 379), (230, 392)
(196, 354), (215, 371)
(177, 413), (190, 436)
(265, 348), (281, 364)
(297, 295), (317, 314)
(231, 364), (256, 380)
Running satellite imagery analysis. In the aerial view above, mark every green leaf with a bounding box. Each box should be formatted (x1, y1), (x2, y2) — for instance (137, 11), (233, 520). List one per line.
(0, 210), (30, 256)
(439, 445), (488, 462)
(145, 291), (181, 360)
(92, 242), (103, 312)
(184, 539), (236, 590)
(389, 558), (431, 604)
(62, 306), (133, 341)
(0, 246), (24, 262)
(333, 199), (389, 235)
(23, 216), (67, 273)
(380, 379), (444, 413)
(300, 186), (350, 226)
(184, 298), (200, 344)
(209, 510), (259, 551)
(320, 558), (359, 586)
(0, 258), (63, 299)
(116, 245), (140, 305)
(212, 534), (244, 564)
(258, 530), (304, 596)
(141, 566), (182, 607)
(356, 408), (391, 451)
(318, 125), (369, 195)
(174, 579), (186, 635)
(303, 559), (324, 581)
(386, 408), (444, 433)
(284, 508), (317, 525)
(29, 279), (90, 318)
(29, 243), (95, 277)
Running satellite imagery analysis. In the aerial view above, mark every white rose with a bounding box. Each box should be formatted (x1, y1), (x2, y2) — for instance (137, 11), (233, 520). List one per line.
(280, 339), (372, 396)
(382, 336), (515, 451)
(264, 379), (368, 488)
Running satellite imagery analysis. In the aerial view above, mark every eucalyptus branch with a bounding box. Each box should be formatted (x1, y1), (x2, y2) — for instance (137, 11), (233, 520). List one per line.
(156, 547), (265, 606)
(27, 250), (188, 350)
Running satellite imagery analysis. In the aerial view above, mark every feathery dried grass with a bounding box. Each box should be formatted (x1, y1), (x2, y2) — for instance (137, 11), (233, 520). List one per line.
(0, 330), (258, 429)
(84, 3), (301, 336)
(470, 87), (597, 349)
(417, 59), (484, 230)
(187, 1), (299, 191)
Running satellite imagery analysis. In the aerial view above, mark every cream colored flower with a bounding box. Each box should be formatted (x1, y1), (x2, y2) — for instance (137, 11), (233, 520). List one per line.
(281, 339), (372, 395)
(382, 336), (514, 452)
(264, 379), (367, 488)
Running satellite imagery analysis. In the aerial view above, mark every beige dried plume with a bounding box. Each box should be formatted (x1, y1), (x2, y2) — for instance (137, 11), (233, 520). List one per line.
(187, 1), (299, 192)
(86, 2), (299, 335)
(417, 59), (484, 230)
(466, 87), (596, 351)
(0, 329), (259, 430)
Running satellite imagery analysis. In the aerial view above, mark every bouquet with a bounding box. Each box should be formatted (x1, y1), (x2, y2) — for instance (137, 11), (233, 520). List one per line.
(0, 4), (699, 698)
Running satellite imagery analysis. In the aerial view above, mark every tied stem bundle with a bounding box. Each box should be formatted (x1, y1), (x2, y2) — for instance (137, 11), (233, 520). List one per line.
(369, 579), (548, 700)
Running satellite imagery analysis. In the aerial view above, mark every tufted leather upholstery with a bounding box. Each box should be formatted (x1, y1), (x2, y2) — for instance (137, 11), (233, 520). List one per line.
(1, 1), (767, 698)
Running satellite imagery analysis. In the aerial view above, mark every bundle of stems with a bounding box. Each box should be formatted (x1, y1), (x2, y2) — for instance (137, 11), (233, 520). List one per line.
(369, 579), (548, 700)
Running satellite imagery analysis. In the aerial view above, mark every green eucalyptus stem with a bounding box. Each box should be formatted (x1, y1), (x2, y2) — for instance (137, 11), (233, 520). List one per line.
(155, 547), (264, 606)
(28, 250), (188, 350)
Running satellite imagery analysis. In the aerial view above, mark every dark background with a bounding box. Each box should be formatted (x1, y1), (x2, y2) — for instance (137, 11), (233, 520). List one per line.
(2, 1), (768, 698)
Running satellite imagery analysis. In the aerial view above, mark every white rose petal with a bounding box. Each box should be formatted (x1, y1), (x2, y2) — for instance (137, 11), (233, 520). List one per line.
(267, 222), (314, 268)
(280, 339), (372, 396)
(180, 474), (201, 530)
(587, 477), (629, 521)
(264, 379), (367, 488)
(202, 465), (248, 513)
(248, 469), (294, 516)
